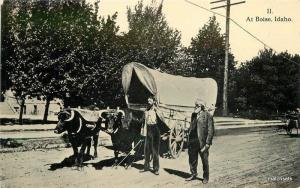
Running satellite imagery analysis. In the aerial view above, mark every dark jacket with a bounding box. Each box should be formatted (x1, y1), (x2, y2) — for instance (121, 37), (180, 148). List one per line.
(188, 111), (215, 148)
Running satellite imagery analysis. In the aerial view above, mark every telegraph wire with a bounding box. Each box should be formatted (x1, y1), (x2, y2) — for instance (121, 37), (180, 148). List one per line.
(185, 0), (226, 18)
(184, 0), (300, 66)
(229, 19), (300, 66)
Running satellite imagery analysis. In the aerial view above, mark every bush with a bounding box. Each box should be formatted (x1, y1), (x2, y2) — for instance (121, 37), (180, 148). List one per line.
(0, 138), (23, 148)
(232, 109), (278, 120)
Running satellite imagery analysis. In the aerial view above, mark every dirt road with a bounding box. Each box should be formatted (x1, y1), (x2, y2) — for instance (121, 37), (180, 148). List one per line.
(1, 131), (299, 188)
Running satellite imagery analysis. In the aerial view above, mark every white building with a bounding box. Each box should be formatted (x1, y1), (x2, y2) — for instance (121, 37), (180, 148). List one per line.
(0, 90), (62, 118)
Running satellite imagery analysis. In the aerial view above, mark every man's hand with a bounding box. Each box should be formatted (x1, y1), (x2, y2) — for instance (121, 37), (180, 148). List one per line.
(200, 144), (210, 153)
(140, 126), (146, 137)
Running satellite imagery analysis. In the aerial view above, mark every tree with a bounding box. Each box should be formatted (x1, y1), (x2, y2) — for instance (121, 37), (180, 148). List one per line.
(61, 4), (122, 108)
(4, 1), (99, 120)
(123, 0), (181, 69)
(4, 0), (35, 124)
(234, 49), (300, 118)
(3, 0), (123, 117)
(159, 47), (194, 75)
(28, 0), (101, 121)
(1, 0), (14, 93)
(84, 0), (183, 108)
(188, 16), (236, 113)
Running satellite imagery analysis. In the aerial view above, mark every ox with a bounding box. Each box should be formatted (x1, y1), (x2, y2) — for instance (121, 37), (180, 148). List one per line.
(54, 109), (101, 167)
(109, 110), (143, 168)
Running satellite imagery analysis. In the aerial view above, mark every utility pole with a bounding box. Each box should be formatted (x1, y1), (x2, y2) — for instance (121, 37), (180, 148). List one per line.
(0, 2), (2, 98)
(211, 0), (245, 116)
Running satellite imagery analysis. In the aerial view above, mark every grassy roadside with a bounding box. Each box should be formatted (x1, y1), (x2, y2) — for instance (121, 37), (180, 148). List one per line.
(0, 135), (111, 153)
(0, 137), (66, 153)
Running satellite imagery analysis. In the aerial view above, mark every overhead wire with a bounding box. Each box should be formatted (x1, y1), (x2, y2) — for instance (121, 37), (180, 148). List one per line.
(184, 0), (300, 66)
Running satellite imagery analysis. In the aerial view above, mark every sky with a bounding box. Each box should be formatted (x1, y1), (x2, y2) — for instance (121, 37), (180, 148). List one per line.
(1, 0), (299, 63)
(94, 0), (300, 63)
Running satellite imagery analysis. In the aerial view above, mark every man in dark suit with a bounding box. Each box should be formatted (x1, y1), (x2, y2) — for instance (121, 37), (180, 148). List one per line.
(185, 99), (215, 184)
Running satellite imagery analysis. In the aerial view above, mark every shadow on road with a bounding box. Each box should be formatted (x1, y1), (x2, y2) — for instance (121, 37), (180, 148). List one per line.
(277, 133), (300, 138)
(91, 157), (116, 170)
(289, 134), (300, 138)
(163, 168), (203, 181)
(47, 154), (94, 171)
(130, 162), (144, 170)
(92, 155), (144, 170)
(47, 153), (144, 171)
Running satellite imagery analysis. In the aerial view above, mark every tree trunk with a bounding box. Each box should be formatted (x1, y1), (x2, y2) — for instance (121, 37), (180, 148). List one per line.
(43, 97), (51, 123)
(19, 99), (25, 125)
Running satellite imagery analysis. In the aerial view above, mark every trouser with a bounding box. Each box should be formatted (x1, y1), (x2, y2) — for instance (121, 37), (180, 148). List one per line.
(144, 125), (160, 171)
(188, 136), (209, 180)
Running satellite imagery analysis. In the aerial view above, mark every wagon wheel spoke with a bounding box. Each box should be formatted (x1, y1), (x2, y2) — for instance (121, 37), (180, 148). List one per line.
(176, 127), (181, 137)
(178, 130), (184, 138)
(171, 126), (176, 135)
(173, 126), (178, 136)
(175, 142), (180, 149)
(170, 136), (176, 140)
(177, 143), (182, 150)
(172, 141), (177, 152)
(173, 129), (177, 137)
(168, 121), (185, 158)
(171, 141), (176, 148)
(175, 126), (181, 135)
(170, 131), (176, 139)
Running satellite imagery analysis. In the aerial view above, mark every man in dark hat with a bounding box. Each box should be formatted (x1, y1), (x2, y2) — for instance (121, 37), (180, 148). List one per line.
(185, 99), (215, 184)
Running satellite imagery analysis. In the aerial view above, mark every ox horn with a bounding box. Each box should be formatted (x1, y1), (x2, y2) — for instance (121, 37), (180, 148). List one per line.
(117, 110), (125, 117)
(65, 110), (74, 121)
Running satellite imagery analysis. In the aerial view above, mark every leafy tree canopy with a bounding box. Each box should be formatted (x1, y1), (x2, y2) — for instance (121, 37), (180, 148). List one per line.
(2, 0), (121, 121)
(234, 49), (300, 117)
(123, 0), (182, 69)
(188, 16), (236, 111)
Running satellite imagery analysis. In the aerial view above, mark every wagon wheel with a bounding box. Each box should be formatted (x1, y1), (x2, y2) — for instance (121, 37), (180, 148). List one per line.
(168, 120), (185, 158)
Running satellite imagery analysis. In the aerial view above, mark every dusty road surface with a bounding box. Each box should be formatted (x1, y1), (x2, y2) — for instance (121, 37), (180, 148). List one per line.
(1, 131), (299, 188)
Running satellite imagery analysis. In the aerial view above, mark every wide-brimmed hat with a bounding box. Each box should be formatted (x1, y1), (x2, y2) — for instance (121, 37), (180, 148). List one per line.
(195, 98), (206, 107)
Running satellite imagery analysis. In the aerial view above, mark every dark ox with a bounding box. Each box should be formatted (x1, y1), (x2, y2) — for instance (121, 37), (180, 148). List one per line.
(54, 109), (101, 166)
(109, 111), (143, 167)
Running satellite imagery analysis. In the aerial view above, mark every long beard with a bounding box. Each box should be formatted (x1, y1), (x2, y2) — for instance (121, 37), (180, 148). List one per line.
(194, 107), (202, 114)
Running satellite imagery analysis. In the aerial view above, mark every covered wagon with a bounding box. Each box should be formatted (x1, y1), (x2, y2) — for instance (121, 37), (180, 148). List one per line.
(122, 62), (218, 158)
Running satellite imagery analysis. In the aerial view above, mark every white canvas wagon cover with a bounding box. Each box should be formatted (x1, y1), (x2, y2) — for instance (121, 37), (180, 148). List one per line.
(122, 62), (218, 114)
